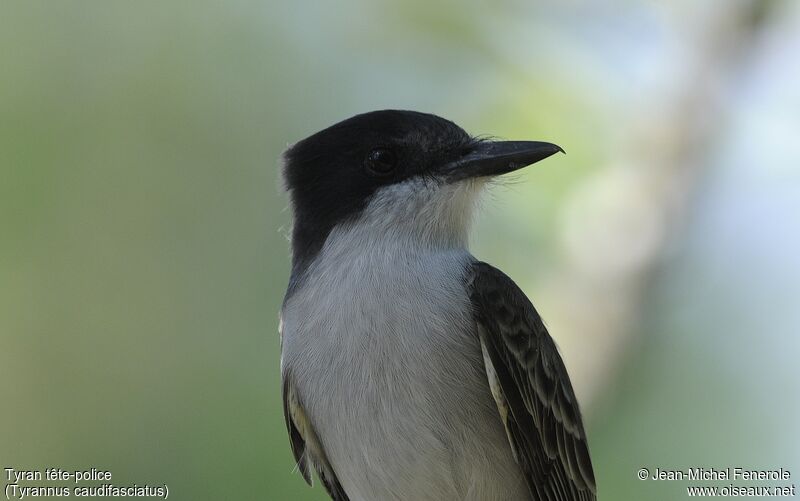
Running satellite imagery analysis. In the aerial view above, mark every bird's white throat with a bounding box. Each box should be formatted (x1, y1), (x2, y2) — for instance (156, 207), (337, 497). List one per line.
(341, 177), (485, 251)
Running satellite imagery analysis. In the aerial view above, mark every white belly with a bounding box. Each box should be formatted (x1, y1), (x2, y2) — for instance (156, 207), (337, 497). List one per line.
(281, 243), (528, 501)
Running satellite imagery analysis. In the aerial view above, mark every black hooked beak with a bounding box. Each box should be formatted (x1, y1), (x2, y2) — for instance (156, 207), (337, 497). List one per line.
(441, 141), (564, 181)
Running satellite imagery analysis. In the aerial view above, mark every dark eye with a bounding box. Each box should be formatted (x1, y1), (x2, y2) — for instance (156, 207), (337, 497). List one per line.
(365, 148), (397, 176)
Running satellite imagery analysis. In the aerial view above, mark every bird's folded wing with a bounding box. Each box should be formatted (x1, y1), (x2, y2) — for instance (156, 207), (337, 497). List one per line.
(469, 261), (596, 501)
(282, 373), (350, 501)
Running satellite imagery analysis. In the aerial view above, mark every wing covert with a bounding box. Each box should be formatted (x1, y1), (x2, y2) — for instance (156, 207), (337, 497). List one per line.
(469, 261), (596, 500)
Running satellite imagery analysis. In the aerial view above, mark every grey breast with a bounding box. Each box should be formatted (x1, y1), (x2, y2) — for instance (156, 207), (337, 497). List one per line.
(281, 242), (528, 500)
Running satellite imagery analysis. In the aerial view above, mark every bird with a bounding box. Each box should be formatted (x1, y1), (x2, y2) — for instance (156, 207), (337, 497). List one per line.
(279, 110), (596, 501)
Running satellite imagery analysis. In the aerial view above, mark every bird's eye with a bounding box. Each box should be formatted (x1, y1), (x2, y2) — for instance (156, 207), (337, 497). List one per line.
(365, 148), (397, 176)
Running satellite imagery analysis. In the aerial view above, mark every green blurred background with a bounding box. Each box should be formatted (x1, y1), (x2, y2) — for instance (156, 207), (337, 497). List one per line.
(2, 1), (798, 499)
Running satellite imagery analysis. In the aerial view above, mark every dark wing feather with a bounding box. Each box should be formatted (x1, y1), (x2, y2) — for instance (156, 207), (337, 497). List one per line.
(282, 376), (312, 485)
(470, 261), (596, 501)
(282, 371), (350, 501)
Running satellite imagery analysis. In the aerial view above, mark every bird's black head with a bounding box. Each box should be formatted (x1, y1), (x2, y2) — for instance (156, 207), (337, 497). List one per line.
(282, 110), (562, 272)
